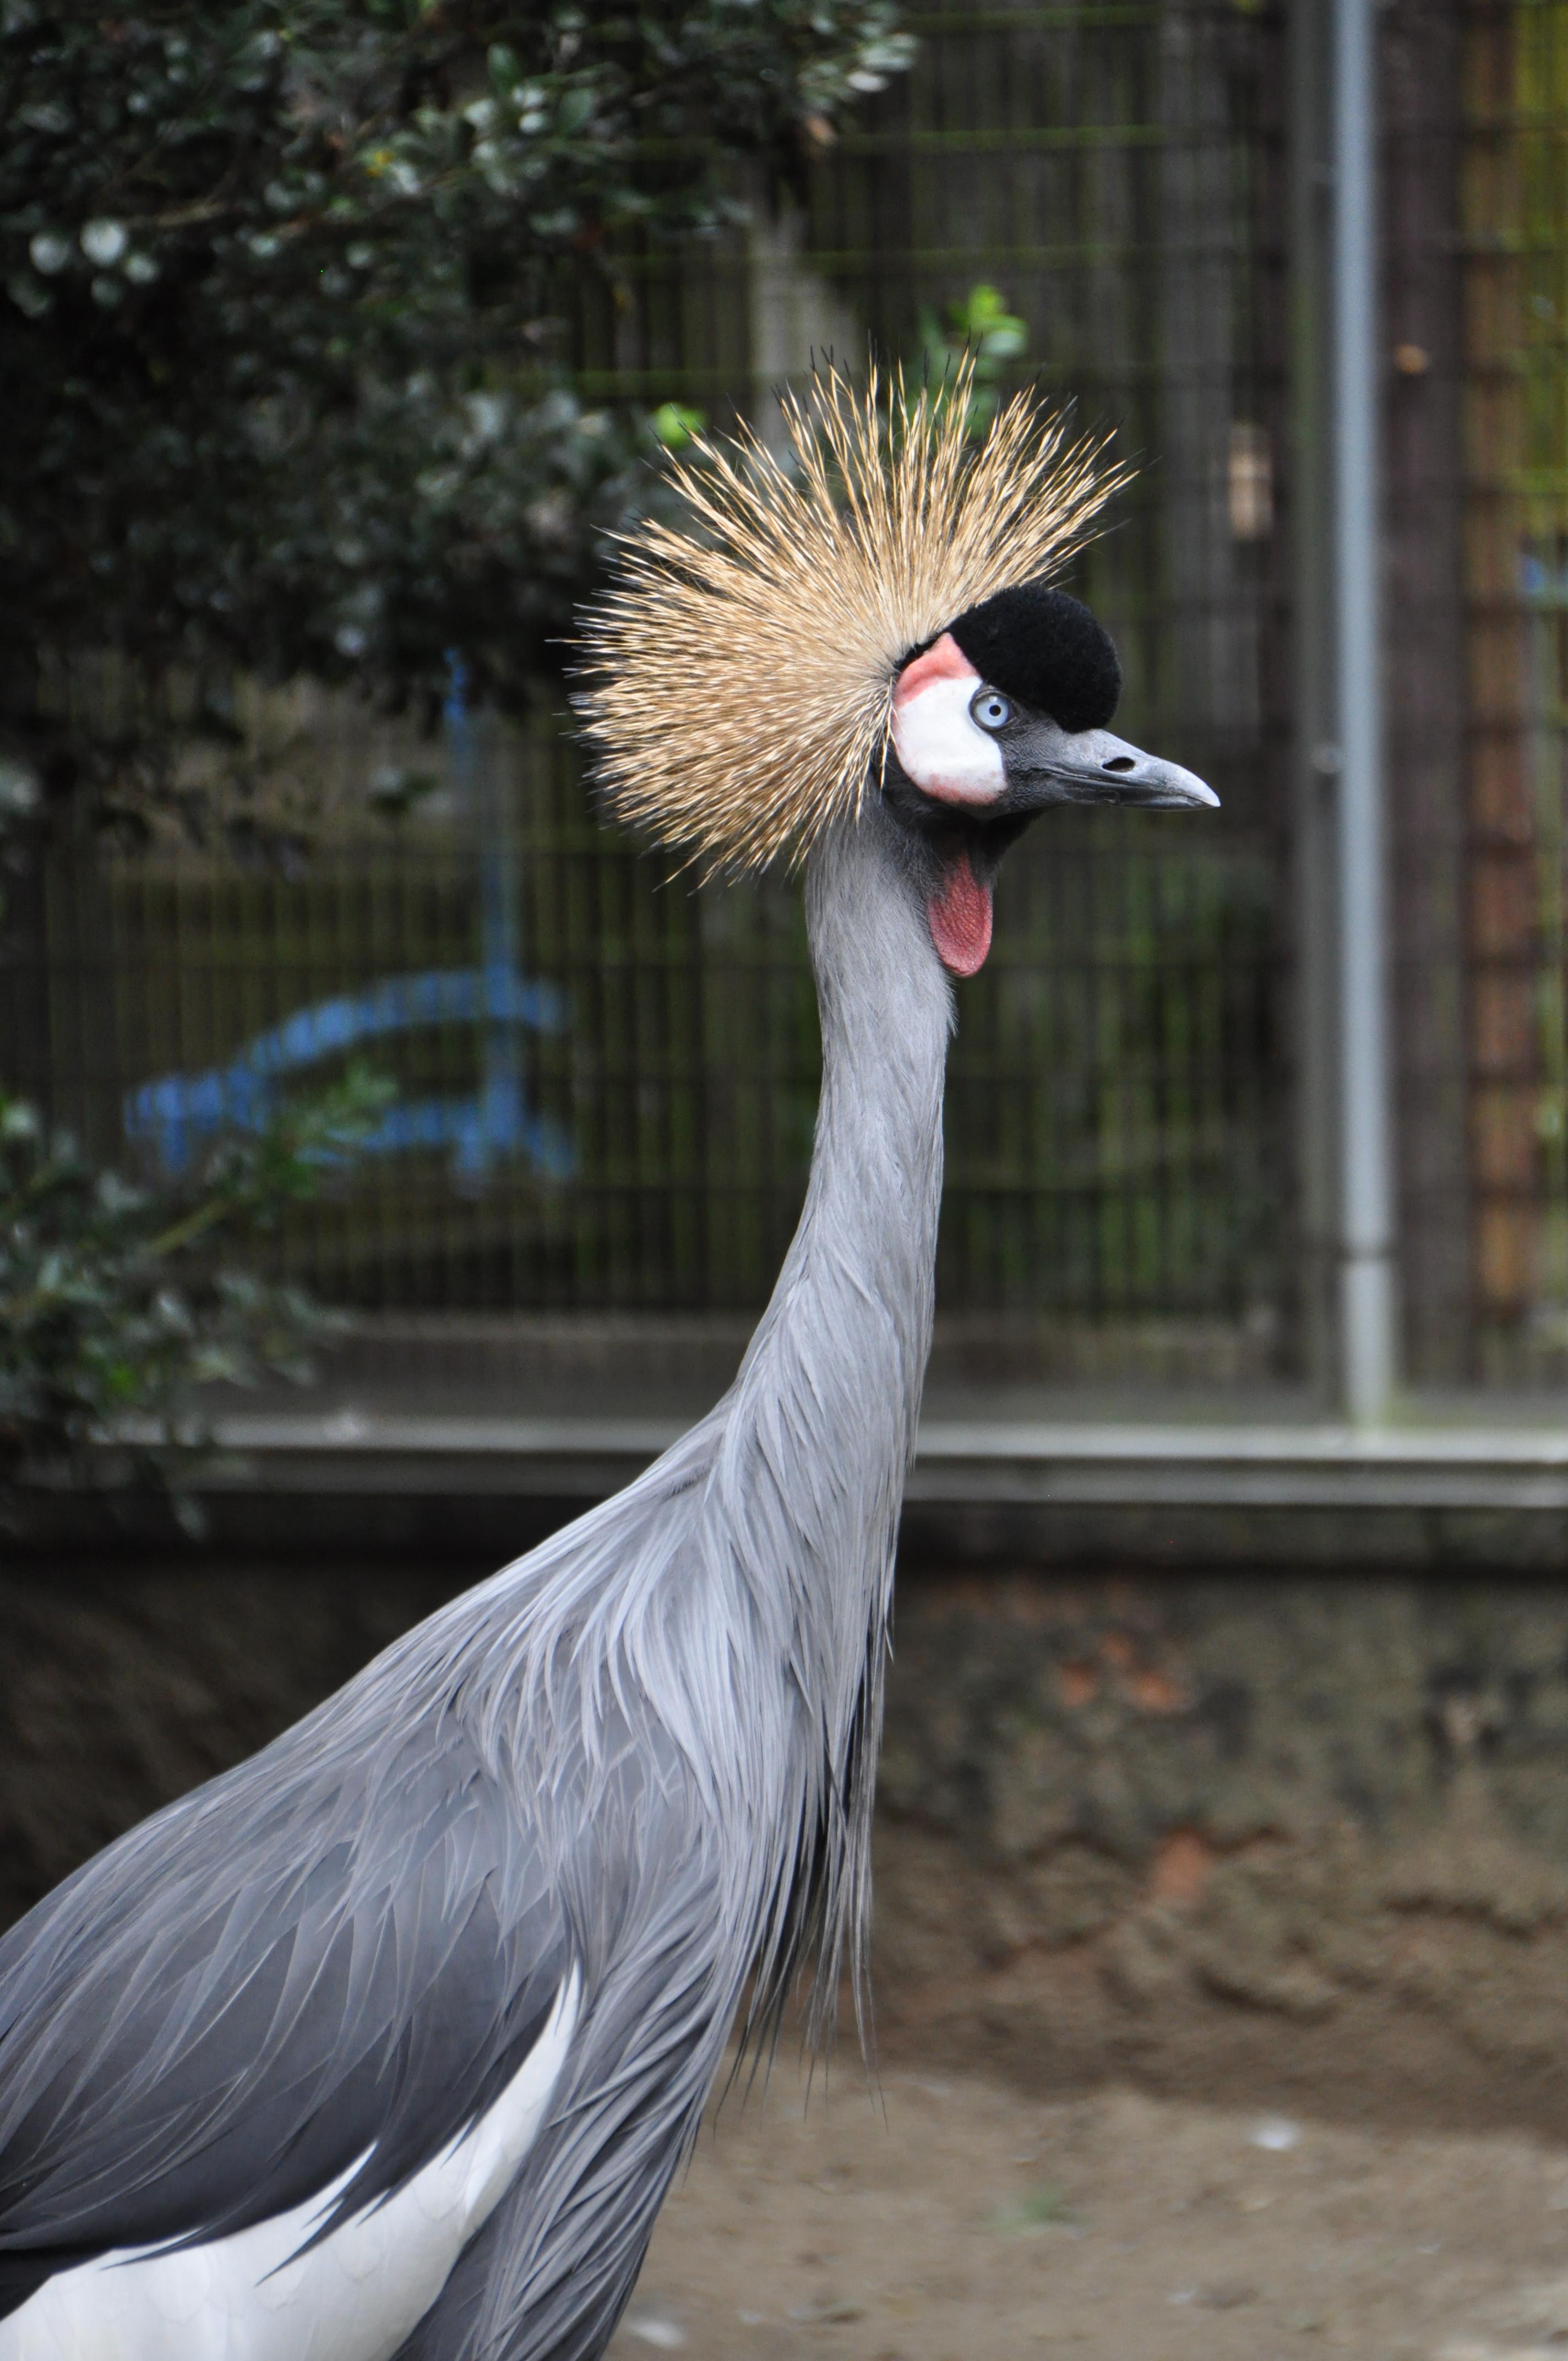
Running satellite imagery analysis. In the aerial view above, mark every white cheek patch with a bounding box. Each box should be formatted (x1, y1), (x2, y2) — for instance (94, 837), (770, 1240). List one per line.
(890, 673), (1007, 808)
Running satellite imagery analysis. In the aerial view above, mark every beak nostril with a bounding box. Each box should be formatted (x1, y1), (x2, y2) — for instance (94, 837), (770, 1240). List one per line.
(1101, 755), (1138, 774)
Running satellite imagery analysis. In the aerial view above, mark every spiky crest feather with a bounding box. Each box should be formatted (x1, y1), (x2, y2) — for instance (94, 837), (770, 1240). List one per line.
(576, 358), (1128, 874)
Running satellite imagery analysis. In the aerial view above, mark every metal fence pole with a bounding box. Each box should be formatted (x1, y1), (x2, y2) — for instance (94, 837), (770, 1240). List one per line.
(1292, 0), (1400, 1423)
(1289, 0), (1341, 1400)
(1331, 0), (1399, 1424)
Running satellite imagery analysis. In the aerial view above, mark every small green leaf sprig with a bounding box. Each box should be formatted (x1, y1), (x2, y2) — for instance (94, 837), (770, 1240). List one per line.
(0, 1063), (394, 1517)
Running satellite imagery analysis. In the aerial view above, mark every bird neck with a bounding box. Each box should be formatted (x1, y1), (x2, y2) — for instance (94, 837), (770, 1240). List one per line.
(722, 803), (953, 1690)
(703, 806), (951, 2025)
(792, 805), (953, 1410)
(432, 806), (955, 2043)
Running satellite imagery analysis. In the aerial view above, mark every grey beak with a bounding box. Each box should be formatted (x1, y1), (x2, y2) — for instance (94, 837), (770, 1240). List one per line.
(1009, 724), (1219, 812)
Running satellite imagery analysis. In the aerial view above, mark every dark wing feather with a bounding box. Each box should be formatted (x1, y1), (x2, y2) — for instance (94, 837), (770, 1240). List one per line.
(0, 1694), (569, 2321)
(399, 1776), (730, 2361)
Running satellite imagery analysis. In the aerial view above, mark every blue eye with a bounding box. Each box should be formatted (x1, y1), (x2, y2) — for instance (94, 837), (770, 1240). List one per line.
(971, 688), (1011, 732)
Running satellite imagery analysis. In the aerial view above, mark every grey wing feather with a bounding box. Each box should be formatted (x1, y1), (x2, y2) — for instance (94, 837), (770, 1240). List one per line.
(0, 1699), (569, 2320)
(400, 1788), (729, 2361)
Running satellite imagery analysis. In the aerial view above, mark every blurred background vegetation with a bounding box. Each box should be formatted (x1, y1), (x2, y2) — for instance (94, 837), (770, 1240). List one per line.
(0, 0), (914, 1474)
(0, 0), (912, 845)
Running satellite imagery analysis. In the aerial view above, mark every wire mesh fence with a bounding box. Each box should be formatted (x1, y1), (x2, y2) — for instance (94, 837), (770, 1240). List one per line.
(1461, 0), (1568, 1383)
(1378, 0), (1568, 1385)
(5, 0), (1298, 1380)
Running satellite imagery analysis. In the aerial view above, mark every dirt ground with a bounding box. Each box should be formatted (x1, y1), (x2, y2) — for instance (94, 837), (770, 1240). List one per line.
(607, 2054), (1568, 2361)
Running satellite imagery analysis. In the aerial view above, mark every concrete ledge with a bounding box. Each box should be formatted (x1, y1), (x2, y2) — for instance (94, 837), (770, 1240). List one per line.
(18, 1412), (1568, 1569)
(911, 1421), (1568, 1513)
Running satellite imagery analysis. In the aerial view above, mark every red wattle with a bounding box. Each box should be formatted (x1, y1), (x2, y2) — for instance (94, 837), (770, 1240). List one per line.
(927, 849), (993, 977)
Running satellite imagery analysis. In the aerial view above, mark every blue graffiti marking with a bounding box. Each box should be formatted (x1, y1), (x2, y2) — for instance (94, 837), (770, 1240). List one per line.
(1522, 551), (1568, 607)
(124, 965), (573, 1185)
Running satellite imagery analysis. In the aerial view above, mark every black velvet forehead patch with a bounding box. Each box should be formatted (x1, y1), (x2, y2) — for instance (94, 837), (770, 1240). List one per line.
(945, 581), (1121, 733)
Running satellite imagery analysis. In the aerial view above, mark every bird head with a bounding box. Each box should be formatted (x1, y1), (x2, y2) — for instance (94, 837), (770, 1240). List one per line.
(884, 581), (1216, 976)
(576, 362), (1217, 977)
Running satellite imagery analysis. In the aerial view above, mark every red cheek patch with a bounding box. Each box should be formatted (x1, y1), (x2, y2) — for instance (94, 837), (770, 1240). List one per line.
(893, 631), (978, 706)
(927, 848), (993, 978)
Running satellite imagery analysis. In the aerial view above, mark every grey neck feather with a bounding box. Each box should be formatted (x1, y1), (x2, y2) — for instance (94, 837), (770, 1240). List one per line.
(710, 803), (954, 2011)
(438, 801), (954, 2019)
(756, 803), (953, 1394)
(721, 802), (952, 1703)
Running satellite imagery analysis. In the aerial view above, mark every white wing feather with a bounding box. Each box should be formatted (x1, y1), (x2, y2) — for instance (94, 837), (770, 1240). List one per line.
(0, 1974), (580, 2361)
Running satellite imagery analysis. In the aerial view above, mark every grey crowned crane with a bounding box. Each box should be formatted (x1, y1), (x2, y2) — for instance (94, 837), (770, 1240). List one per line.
(0, 365), (1215, 2361)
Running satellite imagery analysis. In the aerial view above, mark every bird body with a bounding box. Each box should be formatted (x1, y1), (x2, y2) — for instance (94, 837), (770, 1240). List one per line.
(0, 814), (949, 2361)
(0, 365), (1215, 2359)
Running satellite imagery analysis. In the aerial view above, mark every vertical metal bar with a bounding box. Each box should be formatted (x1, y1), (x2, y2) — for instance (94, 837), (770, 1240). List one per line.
(1331, 0), (1399, 1422)
(1291, 0), (1399, 1420)
(1289, 0), (1340, 1397)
